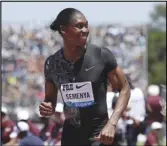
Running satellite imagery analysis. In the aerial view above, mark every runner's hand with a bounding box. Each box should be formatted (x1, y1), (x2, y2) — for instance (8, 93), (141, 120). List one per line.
(39, 102), (54, 117)
(94, 123), (116, 145)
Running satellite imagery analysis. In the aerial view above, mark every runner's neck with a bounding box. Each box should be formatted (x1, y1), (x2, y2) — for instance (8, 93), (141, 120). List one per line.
(63, 45), (86, 64)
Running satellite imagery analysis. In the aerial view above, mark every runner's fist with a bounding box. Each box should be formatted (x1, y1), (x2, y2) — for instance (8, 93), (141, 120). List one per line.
(39, 102), (54, 117)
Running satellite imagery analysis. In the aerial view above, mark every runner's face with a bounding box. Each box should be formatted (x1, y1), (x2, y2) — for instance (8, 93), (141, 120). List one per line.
(63, 13), (89, 47)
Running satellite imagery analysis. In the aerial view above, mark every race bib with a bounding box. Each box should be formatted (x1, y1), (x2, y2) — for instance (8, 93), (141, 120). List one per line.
(60, 81), (95, 108)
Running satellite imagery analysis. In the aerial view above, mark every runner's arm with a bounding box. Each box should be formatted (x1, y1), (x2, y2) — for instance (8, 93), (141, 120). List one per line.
(44, 55), (58, 109)
(107, 66), (130, 126)
(101, 47), (130, 125)
(44, 80), (58, 110)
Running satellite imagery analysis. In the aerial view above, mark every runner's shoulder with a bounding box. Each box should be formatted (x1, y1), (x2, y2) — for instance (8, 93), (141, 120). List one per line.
(87, 43), (102, 52)
(87, 43), (104, 57)
(45, 49), (61, 66)
(87, 43), (112, 58)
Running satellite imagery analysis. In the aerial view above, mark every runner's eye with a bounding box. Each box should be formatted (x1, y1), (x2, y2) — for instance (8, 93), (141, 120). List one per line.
(75, 23), (88, 29)
(75, 23), (84, 29)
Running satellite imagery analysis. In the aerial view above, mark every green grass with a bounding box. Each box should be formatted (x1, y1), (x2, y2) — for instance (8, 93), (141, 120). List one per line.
(137, 141), (144, 146)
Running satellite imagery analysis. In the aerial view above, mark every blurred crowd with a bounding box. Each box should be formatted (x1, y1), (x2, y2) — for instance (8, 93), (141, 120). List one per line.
(107, 82), (166, 146)
(1, 24), (166, 146)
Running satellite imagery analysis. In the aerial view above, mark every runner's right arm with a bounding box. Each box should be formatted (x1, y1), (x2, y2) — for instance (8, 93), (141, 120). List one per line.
(39, 56), (58, 117)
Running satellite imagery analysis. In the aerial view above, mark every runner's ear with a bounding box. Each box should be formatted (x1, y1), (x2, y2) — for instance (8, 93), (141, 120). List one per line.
(60, 25), (67, 36)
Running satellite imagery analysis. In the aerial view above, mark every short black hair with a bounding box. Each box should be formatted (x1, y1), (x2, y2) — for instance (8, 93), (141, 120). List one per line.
(18, 131), (28, 139)
(50, 8), (82, 34)
(1, 112), (6, 117)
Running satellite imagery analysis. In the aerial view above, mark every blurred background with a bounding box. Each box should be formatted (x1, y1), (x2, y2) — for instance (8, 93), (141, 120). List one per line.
(1, 2), (166, 146)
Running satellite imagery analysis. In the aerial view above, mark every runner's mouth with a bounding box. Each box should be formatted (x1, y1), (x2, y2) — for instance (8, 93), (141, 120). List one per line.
(80, 36), (88, 40)
(80, 32), (88, 39)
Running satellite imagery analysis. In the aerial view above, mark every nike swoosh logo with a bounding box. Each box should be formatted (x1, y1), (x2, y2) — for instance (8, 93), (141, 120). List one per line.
(85, 66), (95, 72)
(76, 83), (88, 89)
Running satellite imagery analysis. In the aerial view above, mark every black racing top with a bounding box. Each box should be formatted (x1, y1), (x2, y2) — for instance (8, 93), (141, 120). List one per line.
(44, 43), (117, 136)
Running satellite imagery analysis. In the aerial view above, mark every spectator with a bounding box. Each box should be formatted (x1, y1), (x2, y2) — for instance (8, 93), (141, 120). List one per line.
(111, 94), (127, 146)
(45, 103), (64, 146)
(39, 117), (52, 141)
(17, 110), (40, 136)
(125, 76), (146, 146)
(17, 121), (44, 146)
(146, 85), (164, 125)
(144, 122), (163, 146)
(1, 106), (15, 144)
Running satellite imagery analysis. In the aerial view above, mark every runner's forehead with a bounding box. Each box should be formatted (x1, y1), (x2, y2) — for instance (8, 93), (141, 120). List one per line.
(70, 13), (88, 24)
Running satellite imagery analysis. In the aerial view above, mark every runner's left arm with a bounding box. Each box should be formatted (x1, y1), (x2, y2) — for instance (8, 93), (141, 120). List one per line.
(101, 47), (130, 126)
(94, 48), (131, 145)
(107, 67), (130, 126)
